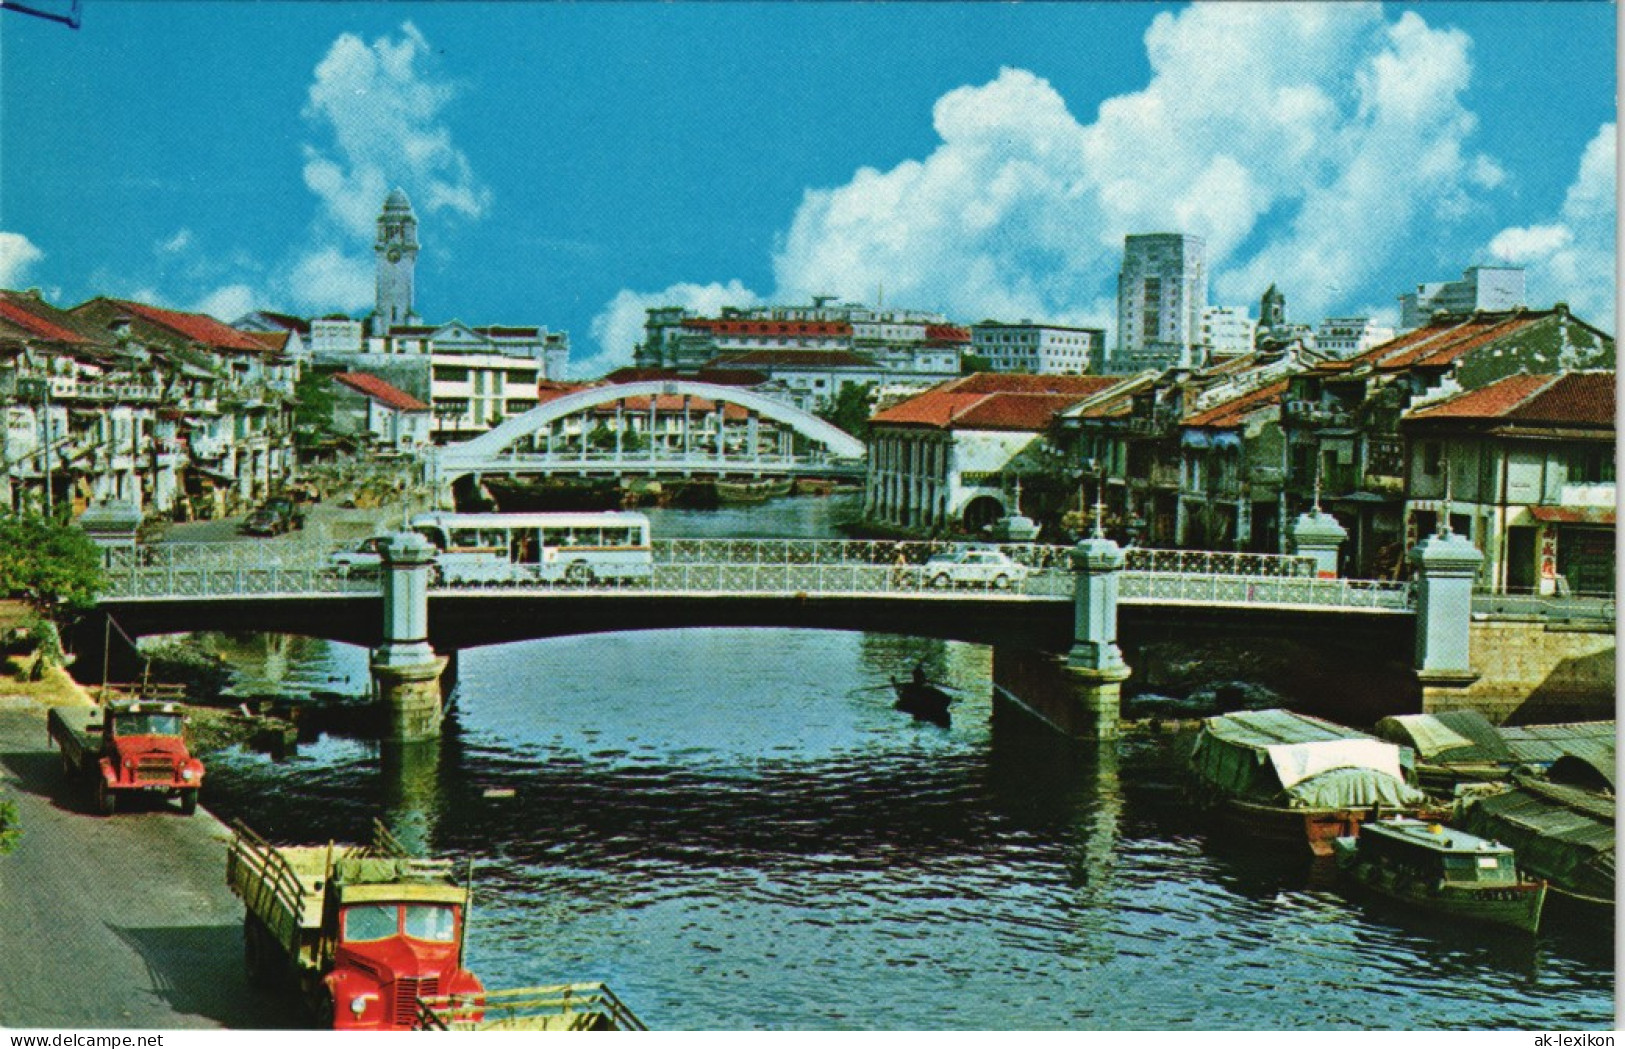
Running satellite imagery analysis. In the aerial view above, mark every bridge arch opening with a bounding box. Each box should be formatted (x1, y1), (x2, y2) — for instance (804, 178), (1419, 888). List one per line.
(961, 496), (1006, 532)
(433, 381), (867, 488)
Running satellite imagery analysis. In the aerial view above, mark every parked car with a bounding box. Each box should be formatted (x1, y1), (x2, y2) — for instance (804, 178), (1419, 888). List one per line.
(240, 496), (305, 537)
(328, 535), (388, 577)
(923, 547), (1029, 589)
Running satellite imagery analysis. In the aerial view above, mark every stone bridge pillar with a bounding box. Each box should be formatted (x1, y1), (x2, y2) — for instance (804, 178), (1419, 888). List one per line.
(372, 531), (446, 743)
(1410, 528), (1483, 698)
(1065, 531), (1132, 739)
(1290, 507), (1347, 577)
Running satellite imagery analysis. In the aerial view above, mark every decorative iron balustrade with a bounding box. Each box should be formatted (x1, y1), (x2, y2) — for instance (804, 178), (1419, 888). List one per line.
(99, 538), (1409, 612)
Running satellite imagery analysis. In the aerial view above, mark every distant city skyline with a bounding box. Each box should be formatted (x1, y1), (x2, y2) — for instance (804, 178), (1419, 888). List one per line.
(1, 2), (1614, 377)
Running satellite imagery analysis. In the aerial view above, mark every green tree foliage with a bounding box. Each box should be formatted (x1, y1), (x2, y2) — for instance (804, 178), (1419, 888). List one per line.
(293, 366), (340, 448)
(0, 514), (105, 615)
(816, 382), (875, 441)
(0, 798), (19, 855)
(960, 353), (993, 374)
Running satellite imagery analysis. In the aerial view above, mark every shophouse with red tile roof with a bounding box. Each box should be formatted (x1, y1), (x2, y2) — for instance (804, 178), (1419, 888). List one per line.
(1401, 371), (1615, 596)
(71, 296), (300, 509)
(331, 372), (432, 452)
(1278, 305), (1613, 576)
(865, 372), (1126, 533)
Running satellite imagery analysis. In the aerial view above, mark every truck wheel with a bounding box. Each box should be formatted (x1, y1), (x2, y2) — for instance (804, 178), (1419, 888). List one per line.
(95, 778), (116, 816)
(179, 789), (199, 815)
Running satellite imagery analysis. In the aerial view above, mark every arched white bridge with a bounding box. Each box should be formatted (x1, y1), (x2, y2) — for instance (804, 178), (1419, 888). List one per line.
(433, 380), (867, 483)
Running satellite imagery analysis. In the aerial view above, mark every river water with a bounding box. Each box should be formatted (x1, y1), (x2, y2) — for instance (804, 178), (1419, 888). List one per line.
(193, 495), (1613, 1030)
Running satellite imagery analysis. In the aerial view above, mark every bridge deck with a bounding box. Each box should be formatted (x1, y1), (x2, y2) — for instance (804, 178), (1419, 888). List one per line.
(97, 540), (1414, 615)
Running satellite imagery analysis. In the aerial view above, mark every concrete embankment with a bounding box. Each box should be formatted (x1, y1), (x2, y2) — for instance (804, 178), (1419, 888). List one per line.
(0, 687), (291, 1029)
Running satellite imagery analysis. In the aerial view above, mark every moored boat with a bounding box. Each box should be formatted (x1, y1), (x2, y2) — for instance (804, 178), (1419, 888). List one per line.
(1188, 709), (1437, 857)
(1372, 710), (1520, 792)
(715, 478), (793, 503)
(1457, 773), (1615, 918)
(1332, 817), (1547, 933)
(890, 677), (952, 727)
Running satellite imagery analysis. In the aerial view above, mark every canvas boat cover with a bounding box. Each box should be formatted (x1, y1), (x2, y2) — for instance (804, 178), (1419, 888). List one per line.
(1460, 777), (1615, 902)
(1373, 709), (1515, 764)
(1190, 709), (1428, 811)
(1499, 721), (1615, 766)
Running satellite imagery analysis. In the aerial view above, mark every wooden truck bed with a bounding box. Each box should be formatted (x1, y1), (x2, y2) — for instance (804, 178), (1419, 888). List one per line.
(226, 825), (344, 969)
(46, 707), (101, 768)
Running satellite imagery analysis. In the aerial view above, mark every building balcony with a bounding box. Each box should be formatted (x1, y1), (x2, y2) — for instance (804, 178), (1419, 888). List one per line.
(1282, 400), (1353, 428)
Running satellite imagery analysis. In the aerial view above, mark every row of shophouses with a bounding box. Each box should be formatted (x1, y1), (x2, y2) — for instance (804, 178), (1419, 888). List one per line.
(0, 289), (299, 521)
(866, 305), (1616, 596)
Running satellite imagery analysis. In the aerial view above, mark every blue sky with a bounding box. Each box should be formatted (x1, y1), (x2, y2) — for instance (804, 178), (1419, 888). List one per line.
(1, 2), (1615, 376)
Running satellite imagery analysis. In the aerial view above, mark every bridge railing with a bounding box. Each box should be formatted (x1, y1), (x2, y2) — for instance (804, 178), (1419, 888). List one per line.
(1120, 571), (1412, 611)
(96, 539), (1408, 611)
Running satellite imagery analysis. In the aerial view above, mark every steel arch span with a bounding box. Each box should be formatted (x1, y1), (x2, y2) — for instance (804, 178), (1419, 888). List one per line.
(435, 380), (866, 477)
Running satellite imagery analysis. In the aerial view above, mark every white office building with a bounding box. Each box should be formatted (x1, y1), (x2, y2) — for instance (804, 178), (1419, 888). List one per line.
(970, 321), (1103, 375)
(1199, 307), (1257, 359)
(1399, 266), (1526, 330)
(1113, 234), (1207, 373)
(1315, 316), (1397, 358)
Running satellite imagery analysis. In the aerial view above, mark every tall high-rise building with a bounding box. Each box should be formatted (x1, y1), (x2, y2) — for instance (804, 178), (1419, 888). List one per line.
(1112, 233), (1207, 373)
(371, 188), (421, 336)
(1398, 266), (1525, 330)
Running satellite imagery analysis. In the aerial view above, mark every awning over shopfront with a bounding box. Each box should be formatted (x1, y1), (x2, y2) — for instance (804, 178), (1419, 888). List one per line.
(1529, 506), (1616, 525)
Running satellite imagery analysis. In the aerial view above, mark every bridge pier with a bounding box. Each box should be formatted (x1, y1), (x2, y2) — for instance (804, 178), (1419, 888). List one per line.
(1409, 525), (1483, 711)
(371, 531), (446, 743)
(992, 530), (1130, 740)
(1290, 505), (1347, 577)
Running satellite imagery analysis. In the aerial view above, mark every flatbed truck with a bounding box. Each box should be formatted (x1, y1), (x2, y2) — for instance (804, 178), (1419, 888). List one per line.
(47, 700), (205, 815)
(226, 820), (644, 1031)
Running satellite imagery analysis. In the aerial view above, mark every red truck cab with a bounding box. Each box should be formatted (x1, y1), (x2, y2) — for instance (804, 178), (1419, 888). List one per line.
(99, 702), (205, 814)
(320, 867), (485, 1030)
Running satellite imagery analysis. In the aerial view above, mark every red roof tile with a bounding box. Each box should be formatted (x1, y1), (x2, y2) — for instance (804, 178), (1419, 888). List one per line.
(947, 372), (1119, 397)
(1509, 372), (1616, 426)
(952, 392), (1087, 431)
(1183, 379), (1290, 429)
(0, 298), (100, 345)
(686, 319), (853, 338)
(1404, 372), (1616, 428)
(332, 372), (430, 412)
(242, 330), (290, 353)
(870, 389), (990, 428)
(707, 350), (875, 369)
(105, 299), (267, 352)
(1404, 374), (1555, 422)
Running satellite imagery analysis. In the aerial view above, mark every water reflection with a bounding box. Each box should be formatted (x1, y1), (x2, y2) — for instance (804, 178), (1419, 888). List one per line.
(185, 496), (1612, 1030)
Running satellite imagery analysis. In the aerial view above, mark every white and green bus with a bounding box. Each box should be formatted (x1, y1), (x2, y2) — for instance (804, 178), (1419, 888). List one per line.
(408, 511), (654, 585)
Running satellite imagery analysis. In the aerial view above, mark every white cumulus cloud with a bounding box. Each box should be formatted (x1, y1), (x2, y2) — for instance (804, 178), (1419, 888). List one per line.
(191, 284), (258, 322)
(0, 232), (44, 287)
(301, 21), (489, 240)
(594, 2), (1520, 367)
(288, 246), (375, 313)
(580, 280), (763, 379)
(158, 229), (194, 255)
(1488, 123), (1616, 329)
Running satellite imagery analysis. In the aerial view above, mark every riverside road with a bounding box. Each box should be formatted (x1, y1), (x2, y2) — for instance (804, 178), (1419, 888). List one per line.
(0, 701), (287, 1030)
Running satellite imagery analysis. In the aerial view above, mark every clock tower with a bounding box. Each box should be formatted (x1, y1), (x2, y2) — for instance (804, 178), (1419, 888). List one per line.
(371, 188), (421, 336)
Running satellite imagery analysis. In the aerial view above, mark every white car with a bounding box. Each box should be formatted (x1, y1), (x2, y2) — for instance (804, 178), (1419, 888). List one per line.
(327, 536), (388, 577)
(923, 548), (1029, 589)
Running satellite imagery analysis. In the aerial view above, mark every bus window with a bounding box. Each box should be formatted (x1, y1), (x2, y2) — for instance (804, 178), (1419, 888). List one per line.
(414, 526), (447, 549)
(450, 528), (483, 549)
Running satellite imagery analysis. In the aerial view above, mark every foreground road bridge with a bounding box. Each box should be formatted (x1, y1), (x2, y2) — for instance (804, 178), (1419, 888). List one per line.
(85, 533), (1448, 743)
